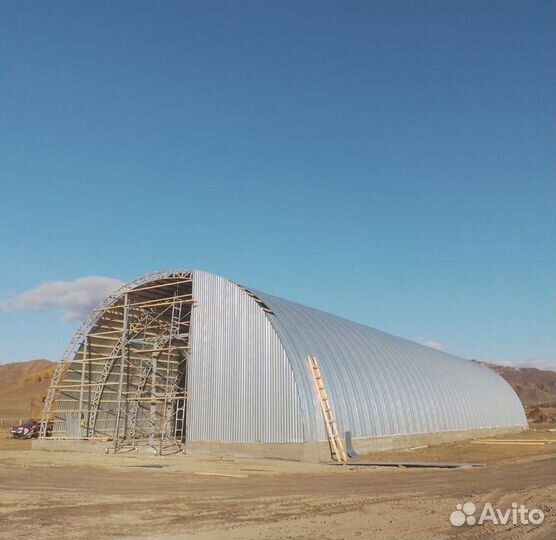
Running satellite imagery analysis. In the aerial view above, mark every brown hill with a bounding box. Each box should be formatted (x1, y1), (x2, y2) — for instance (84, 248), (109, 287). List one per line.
(478, 361), (556, 407)
(0, 359), (56, 424)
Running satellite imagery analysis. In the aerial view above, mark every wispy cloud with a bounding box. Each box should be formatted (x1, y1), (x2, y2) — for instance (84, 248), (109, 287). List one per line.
(420, 340), (443, 351)
(523, 357), (556, 371)
(0, 276), (125, 321)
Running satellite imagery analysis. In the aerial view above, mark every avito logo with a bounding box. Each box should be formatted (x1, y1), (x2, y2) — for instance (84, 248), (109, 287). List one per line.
(450, 501), (544, 526)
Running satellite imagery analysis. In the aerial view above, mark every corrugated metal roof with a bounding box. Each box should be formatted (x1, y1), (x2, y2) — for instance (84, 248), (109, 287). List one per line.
(251, 287), (527, 442)
(188, 271), (305, 443)
(49, 269), (527, 444)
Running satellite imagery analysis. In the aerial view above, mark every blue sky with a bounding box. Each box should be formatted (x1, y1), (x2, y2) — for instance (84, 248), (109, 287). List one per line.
(1, 1), (554, 368)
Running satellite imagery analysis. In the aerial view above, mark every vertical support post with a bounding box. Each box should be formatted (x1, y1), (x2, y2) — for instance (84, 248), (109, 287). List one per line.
(149, 354), (157, 449)
(86, 350), (91, 436)
(77, 337), (88, 438)
(160, 321), (173, 455)
(174, 351), (188, 444)
(113, 294), (129, 452)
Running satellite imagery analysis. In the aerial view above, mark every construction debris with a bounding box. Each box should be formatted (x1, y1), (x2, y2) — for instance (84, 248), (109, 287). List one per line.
(334, 462), (485, 469)
(194, 472), (248, 478)
(471, 440), (551, 445)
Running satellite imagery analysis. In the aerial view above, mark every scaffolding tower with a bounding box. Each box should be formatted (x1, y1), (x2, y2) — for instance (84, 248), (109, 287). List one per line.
(40, 271), (193, 455)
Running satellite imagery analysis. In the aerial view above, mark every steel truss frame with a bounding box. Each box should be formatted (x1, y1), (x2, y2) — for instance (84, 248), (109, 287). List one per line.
(40, 270), (194, 455)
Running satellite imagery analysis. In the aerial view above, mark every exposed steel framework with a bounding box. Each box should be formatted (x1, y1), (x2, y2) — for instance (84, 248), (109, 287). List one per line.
(40, 271), (193, 454)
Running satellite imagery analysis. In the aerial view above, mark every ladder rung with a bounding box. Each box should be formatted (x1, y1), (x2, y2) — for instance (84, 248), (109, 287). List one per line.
(307, 355), (347, 463)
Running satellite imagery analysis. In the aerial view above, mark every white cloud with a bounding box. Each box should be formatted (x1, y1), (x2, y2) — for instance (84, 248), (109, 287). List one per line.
(0, 276), (125, 321)
(421, 340), (443, 351)
(523, 357), (556, 371)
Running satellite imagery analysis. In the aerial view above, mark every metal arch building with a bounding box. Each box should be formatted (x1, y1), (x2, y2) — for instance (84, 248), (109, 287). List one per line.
(39, 269), (526, 460)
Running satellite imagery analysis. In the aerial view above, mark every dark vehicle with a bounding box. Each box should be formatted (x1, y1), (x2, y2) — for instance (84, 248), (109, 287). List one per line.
(10, 419), (52, 439)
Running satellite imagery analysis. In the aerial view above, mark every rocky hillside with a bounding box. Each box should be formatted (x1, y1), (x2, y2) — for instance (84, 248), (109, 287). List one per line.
(478, 361), (556, 425)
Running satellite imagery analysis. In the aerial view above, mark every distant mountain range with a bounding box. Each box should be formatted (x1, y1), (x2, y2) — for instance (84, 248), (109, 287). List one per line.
(0, 358), (554, 425)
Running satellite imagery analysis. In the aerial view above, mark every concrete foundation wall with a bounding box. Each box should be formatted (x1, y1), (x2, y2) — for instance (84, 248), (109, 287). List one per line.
(33, 424), (526, 461)
(187, 425), (525, 462)
(33, 439), (111, 454)
(340, 424), (525, 461)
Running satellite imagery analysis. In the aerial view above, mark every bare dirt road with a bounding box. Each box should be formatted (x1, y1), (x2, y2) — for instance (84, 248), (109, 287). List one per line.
(0, 431), (554, 540)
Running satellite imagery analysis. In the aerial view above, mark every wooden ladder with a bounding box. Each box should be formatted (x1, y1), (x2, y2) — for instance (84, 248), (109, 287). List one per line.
(308, 356), (347, 462)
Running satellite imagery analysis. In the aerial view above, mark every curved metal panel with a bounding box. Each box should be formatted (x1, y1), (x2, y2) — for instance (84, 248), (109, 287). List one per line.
(252, 290), (528, 443)
(187, 271), (304, 443)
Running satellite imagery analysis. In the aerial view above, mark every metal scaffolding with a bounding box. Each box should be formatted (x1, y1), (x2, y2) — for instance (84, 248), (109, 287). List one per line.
(40, 271), (193, 455)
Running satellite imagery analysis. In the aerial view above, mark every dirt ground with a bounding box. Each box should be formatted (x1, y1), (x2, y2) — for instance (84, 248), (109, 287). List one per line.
(0, 430), (554, 540)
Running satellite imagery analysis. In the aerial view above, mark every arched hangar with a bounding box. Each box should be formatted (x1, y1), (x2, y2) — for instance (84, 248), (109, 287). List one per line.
(38, 269), (526, 460)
